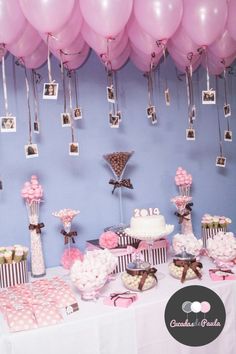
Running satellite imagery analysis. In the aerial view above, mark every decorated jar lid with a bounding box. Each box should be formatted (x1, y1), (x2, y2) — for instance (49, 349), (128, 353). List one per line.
(173, 247), (196, 262)
(121, 260), (157, 292)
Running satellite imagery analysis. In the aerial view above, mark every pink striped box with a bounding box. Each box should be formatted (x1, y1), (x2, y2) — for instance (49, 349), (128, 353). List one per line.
(0, 260), (29, 288)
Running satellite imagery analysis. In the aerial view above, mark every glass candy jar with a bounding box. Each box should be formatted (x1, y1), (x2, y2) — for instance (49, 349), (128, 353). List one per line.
(121, 261), (157, 291)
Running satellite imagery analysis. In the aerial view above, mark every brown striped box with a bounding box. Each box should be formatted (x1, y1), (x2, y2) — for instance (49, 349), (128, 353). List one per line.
(0, 260), (29, 288)
(202, 227), (227, 248)
(115, 230), (139, 248)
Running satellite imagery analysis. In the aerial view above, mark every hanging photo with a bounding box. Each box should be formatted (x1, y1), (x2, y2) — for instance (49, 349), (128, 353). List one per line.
(69, 142), (79, 156)
(151, 112), (157, 125)
(165, 88), (170, 106)
(0, 116), (16, 133)
(146, 105), (155, 118)
(117, 111), (122, 122)
(224, 130), (233, 142)
(33, 121), (40, 134)
(186, 128), (195, 141)
(191, 105), (196, 120)
(43, 83), (59, 100)
(216, 156), (226, 168)
(106, 85), (115, 103)
(0, 180), (2, 190)
(202, 90), (216, 105)
(74, 107), (82, 120)
(61, 113), (71, 127)
(24, 144), (39, 159)
(223, 104), (231, 118)
(109, 113), (119, 128)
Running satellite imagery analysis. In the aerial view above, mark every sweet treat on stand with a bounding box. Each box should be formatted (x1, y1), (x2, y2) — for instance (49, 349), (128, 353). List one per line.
(172, 233), (203, 257)
(201, 214), (232, 247)
(169, 248), (203, 283)
(121, 261), (157, 291)
(103, 151), (133, 178)
(175, 167), (192, 196)
(206, 231), (236, 268)
(125, 208), (174, 240)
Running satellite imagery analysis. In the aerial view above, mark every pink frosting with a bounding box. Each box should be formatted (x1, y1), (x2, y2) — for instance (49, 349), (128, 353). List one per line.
(60, 247), (83, 269)
(99, 231), (119, 249)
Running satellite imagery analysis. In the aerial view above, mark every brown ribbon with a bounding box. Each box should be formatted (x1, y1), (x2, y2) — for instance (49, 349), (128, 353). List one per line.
(28, 223), (44, 234)
(209, 268), (234, 280)
(110, 291), (136, 306)
(174, 259), (203, 283)
(175, 211), (190, 224)
(109, 178), (133, 194)
(61, 229), (77, 245)
(126, 267), (157, 291)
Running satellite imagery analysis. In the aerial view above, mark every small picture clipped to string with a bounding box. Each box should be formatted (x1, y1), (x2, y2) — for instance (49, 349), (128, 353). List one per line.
(223, 104), (231, 118)
(224, 130), (232, 142)
(216, 156), (226, 168)
(43, 83), (58, 100)
(146, 105), (155, 118)
(33, 121), (40, 134)
(202, 90), (216, 105)
(61, 113), (71, 127)
(25, 144), (39, 159)
(186, 128), (195, 141)
(73, 107), (82, 120)
(165, 88), (170, 106)
(69, 142), (79, 156)
(0, 116), (16, 133)
(109, 113), (119, 128)
(106, 85), (115, 103)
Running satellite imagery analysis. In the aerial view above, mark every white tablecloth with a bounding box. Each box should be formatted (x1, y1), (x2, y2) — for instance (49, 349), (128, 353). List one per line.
(0, 257), (236, 354)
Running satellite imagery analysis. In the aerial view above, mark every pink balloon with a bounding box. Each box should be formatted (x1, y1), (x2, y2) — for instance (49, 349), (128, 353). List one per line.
(7, 22), (42, 57)
(40, 0), (83, 50)
(182, 0), (228, 46)
(0, 0), (26, 44)
(201, 301), (211, 314)
(101, 44), (131, 71)
(169, 26), (200, 58)
(51, 33), (85, 62)
(0, 46), (7, 61)
(79, 0), (133, 38)
(127, 15), (162, 56)
(130, 43), (162, 72)
(173, 55), (201, 73)
(99, 35), (129, 62)
(134, 0), (183, 40)
(227, 0), (236, 41)
(168, 42), (201, 68)
(21, 41), (48, 69)
(209, 30), (236, 59)
(201, 51), (224, 75)
(19, 0), (75, 33)
(64, 43), (90, 70)
(81, 21), (124, 56)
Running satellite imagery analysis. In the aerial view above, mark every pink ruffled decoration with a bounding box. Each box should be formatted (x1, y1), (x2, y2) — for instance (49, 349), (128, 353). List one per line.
(60, 247), (83, 270)
(99, 231), (119, 249)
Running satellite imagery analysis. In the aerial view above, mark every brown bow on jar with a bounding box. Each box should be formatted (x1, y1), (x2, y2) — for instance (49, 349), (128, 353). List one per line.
(173, 259), (203, 283)
(126, 267), (157, 291)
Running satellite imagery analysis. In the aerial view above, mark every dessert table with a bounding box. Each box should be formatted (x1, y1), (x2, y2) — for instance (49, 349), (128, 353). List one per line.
(0, 257), (235, 354)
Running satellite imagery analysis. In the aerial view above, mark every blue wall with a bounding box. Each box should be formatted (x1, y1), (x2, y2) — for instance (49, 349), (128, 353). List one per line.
(0, 52), (235, 267)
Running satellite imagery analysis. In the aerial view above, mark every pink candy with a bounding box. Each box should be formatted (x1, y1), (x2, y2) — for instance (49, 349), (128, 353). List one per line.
(175, 167), (192, 187)
(21, 176), (43, 203)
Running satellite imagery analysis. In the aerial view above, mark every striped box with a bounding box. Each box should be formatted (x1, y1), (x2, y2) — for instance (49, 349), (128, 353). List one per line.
(202, 227), (227, 248)
(116, 230), (139, 247)
(0, 260), (29, 288)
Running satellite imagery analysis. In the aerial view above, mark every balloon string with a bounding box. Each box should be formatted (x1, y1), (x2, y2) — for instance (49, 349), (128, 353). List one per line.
(205, 50), (210, 91)
(223, 68), (230, 131)
(68, 75), (75, 143)
(162, 46), (168, 92)
(215, 76), (223, 156)
(60, 54), (67, 113)
(31, 70), (39, 124)
(74, 70), (79, 108)
(2, 55), (9, 116)
(24, 67), (32, 145)
(47, 35), (52, 83)
(113, 70), (119, 114)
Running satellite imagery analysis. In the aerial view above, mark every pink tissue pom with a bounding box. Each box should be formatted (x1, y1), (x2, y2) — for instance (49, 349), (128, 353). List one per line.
(99, 231), (119, 249)
(60, 247), (83, 270)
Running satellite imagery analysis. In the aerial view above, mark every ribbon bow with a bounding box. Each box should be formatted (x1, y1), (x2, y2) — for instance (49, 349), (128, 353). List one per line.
(174, 211), (190, 224)
(29, 223), (45, 234)
(126, 267), (157, 291)
(109, 178), (133, 194)
(174, 259), (202, 283)
(61, 229), (77, 245)
(110, 291), (136, 306)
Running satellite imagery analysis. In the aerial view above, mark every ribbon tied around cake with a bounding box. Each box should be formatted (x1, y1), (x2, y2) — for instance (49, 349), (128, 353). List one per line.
(28, 223), (45, 234)
(61, 229), (77, 245)
(173, 259), (202, 283)
(109, 178), (133, 194)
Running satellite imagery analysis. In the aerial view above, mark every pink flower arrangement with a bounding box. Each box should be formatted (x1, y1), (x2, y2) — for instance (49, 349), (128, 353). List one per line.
(175, 167), (192, 187)
(171, 195), (192, 210)
(61, 247), (83, 269)
(99, 231), (119, 249)
(21, 175), (43, 203)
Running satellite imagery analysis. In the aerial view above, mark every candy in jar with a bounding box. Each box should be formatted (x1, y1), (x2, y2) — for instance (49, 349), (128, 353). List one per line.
(121, 261), (157, 291)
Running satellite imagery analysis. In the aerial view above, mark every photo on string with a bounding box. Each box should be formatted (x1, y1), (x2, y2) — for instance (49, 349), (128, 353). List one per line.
(33, 121), (40, 134)
(73, 107), (82, 120)
(224, 130), (233, 142)
(216, 156), (226, 168)
(61, 113), (71, 127)
(43, 83), (59, 100)
(146, 105), (155, 118)
(106, 85), (115, 103)
(69, 142), (79, 156)
(0, 116), (16, 133)
(186, 128), (196, 141)
(223, 104), (231, 118)
(202, 90), (216, 105)
(165, 88), (170, 106)
(109, 113), (119, 128)
(25, 144), (39, 159)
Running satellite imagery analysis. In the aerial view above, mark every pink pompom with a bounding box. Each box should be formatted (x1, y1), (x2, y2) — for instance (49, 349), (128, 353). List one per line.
(99, 231), (119, 249)
(61, 247), (83, 269)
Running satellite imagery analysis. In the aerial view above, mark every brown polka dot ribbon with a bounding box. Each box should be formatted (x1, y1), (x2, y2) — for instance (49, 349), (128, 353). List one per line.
(109, 178), (133, 194)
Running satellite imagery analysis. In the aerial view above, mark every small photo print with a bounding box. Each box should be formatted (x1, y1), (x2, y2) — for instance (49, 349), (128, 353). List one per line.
(109, 113), (119, 128)
(74, 107), (82, 120)
(202, 90), (216, 104)
(69, 142), (79, 156)
(117, 111), (122, 122)
(1, 116), (16, 133)
(224, 130), (233, 142)
(224, 104), (231, 118)
(165, 88), (170, 106)
(33, 121), (40, 134)
(43, 83), (59, 100)
(186, 128), (195, 141)
(25, 144), (39, 159)
(106, 85), (115, 103)
(146, 105), (155, 118)
(61, 113), (71, 127)
(151, 112), (157, 125)
(216, 156), (226, 168)
(191, 105), (196, 120)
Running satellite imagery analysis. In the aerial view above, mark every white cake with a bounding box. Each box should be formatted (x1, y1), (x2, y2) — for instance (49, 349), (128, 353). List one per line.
(125, 208), (174, 241)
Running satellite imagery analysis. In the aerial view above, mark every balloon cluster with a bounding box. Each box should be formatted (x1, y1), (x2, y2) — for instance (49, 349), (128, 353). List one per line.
(0, 1), (235, 73)
(175, 167), (192, 187)
(182, 301), (211, 314)
(21, 175), (43, 203)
